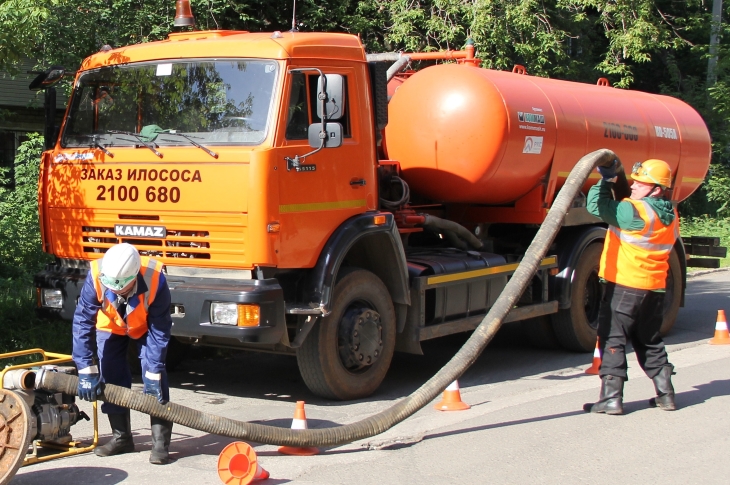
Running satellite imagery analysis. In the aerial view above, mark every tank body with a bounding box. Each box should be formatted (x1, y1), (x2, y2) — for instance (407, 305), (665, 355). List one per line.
(384, 63), (711, 204)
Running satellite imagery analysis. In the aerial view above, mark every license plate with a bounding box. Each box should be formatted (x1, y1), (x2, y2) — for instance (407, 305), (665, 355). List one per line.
(114, 224), (167, 239)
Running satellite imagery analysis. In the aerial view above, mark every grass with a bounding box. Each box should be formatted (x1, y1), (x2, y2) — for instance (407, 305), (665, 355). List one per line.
(0, 278), (72, 360)
(680, 216), (730, 269)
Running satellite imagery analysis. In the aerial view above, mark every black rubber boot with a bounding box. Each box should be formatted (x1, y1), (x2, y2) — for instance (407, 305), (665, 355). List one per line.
(149, 416), (173, 465)
(649, 365), (676, 411)
(94, 411), (135, 457)
(583, 375), (625, 415)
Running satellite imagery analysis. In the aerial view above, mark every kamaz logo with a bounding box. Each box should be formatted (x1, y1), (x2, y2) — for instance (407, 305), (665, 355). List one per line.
(517, 112), (545, 124)
(114, 225), (166, 239)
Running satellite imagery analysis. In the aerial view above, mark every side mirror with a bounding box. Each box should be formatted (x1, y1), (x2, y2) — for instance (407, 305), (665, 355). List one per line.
(29, 66), (66, 91)
(316, 74), (345, 120)
(29, 66), (65, 150)
(308, 122), (343, 149)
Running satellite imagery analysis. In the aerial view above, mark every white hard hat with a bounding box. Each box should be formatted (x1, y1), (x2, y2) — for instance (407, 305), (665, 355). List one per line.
(100, 243), (141, 291)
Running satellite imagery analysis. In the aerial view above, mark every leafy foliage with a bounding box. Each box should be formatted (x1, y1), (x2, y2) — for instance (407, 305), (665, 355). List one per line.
(0, 0), (49, 72)
(0, 134), (63, 354)
(0, 280), (72, 354)
(0, 133), (51, 279)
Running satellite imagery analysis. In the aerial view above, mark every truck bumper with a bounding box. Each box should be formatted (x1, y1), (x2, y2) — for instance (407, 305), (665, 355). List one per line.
(34, 263), (88, 320)
(166, 276), (286, 345)
(34, 265), (287, 346)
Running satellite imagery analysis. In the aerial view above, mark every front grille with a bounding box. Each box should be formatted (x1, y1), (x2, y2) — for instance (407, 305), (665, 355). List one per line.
(83, 226), (211, 259)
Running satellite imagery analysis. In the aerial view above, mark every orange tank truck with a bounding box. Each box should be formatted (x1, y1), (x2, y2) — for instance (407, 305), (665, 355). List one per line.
(33, 5), (720, 400)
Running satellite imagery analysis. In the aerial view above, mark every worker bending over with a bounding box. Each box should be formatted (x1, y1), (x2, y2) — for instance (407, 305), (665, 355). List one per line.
(72, 243), (174, 464)
(584, 159), (678, 415)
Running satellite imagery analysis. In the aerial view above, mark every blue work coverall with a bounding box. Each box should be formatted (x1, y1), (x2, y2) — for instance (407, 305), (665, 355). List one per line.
(72, 270), (173, 414)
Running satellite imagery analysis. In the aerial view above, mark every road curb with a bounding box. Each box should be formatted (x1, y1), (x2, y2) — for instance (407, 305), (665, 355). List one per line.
(687, 266), (730, 279)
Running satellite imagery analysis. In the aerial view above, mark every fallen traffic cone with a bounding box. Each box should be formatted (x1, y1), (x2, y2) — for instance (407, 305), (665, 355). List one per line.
(585, 337), (601, 375)
(434, 380), (471, 411)
(277, 401), (319, 456)
(709, 309), (730, 345)
(217, 441), (270, 485)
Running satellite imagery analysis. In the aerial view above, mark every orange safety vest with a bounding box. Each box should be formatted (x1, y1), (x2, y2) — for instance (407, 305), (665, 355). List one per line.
(599, 198), (679, 290)
(90, 256), (164, 339)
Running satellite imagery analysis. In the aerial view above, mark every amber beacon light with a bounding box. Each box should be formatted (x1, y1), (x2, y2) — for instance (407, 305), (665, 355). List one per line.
(174, 0), (195, 27)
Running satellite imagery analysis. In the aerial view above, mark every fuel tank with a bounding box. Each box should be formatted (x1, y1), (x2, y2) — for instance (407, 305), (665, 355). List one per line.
(384, 63), (711, 204)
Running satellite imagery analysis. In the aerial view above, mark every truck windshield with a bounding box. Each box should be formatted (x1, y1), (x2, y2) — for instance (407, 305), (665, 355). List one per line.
(62, 59), (278, 148)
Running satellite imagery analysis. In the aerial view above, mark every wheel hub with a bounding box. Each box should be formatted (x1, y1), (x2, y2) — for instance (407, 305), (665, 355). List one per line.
(0, 389), (33, 484)
(338, 307), (383, 371)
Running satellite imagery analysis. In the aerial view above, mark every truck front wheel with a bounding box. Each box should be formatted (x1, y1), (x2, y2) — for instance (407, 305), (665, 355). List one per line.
(297, 268), (396, 400)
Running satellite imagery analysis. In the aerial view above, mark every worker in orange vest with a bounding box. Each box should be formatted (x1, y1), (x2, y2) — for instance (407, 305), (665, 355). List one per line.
(583, 159), (678, 415)
(72, 243), (174, 464)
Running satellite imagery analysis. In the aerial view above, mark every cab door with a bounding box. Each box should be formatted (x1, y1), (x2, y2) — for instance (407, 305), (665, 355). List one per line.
(275, 63), (377, 268)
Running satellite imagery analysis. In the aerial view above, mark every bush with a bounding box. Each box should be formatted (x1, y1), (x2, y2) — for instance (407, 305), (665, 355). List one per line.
(0, 134), (66, 355)
(0, 133), (51, 279)
(680, 216), (730, 268)
(0, 280), (72, 355)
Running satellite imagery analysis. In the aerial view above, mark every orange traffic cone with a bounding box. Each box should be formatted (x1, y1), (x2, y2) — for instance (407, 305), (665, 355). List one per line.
(709, 310), (730, 345)
(585, 337), (601, 375)
(434, 380), (471, 411)
(277, 401), (319, 456)
(217, 441), (270, 485)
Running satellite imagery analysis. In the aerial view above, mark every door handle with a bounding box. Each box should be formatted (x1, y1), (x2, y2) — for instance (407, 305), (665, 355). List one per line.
(349, 178), (366, 186)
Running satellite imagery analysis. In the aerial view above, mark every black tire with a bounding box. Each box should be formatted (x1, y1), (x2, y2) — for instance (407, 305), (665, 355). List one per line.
(551, 244), (684, 351)
(659, 249), (683, 336)
(296, 268), (396, 400)
(551, 243), (604, 352)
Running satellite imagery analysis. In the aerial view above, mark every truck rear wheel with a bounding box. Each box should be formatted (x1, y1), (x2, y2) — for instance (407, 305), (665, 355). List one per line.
(297, 268), (396, 400)
(551, 243), (683, 352)
(551, 243), (604, 352)
(659, 249), (682, 336)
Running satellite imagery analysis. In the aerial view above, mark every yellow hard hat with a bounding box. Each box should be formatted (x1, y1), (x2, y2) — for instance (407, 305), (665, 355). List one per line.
(631, 159), (672, 188)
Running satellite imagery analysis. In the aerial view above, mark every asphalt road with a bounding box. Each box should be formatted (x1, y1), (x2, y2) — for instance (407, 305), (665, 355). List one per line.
(10, 269), (730, 484)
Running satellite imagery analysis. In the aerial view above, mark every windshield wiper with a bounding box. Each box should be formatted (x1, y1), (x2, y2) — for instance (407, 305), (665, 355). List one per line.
(91, 136), (114, 158)
(159, 132), (218, 159)
(74, 134), (114, 158)
(104, 130), (163, 158)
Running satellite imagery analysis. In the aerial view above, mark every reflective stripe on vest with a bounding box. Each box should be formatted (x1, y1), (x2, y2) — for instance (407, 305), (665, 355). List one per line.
(599, 199), (678, 290)
(90, 257), (164, 339)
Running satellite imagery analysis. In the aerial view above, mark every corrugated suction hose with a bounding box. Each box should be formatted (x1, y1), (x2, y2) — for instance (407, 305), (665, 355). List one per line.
(38, 149), (620, 448)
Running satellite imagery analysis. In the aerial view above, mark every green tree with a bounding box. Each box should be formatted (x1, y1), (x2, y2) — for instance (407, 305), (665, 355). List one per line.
(0, 0), (50, 72)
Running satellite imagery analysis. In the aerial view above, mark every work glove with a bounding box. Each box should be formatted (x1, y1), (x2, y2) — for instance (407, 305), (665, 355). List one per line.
(143, 372), (164, 403)
(597, 159), (619, 183)
(77, 368), (102, 402)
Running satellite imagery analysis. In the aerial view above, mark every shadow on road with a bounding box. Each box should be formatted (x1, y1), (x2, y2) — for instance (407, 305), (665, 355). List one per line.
(113, 418), (344, 460)
(674, 378), (730, 410)
(10, 467), (127, 485)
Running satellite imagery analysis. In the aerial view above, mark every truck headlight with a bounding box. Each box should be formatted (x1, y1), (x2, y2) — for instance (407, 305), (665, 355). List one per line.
(210, 302), (260, 327)
(41, 289), (63, 309)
